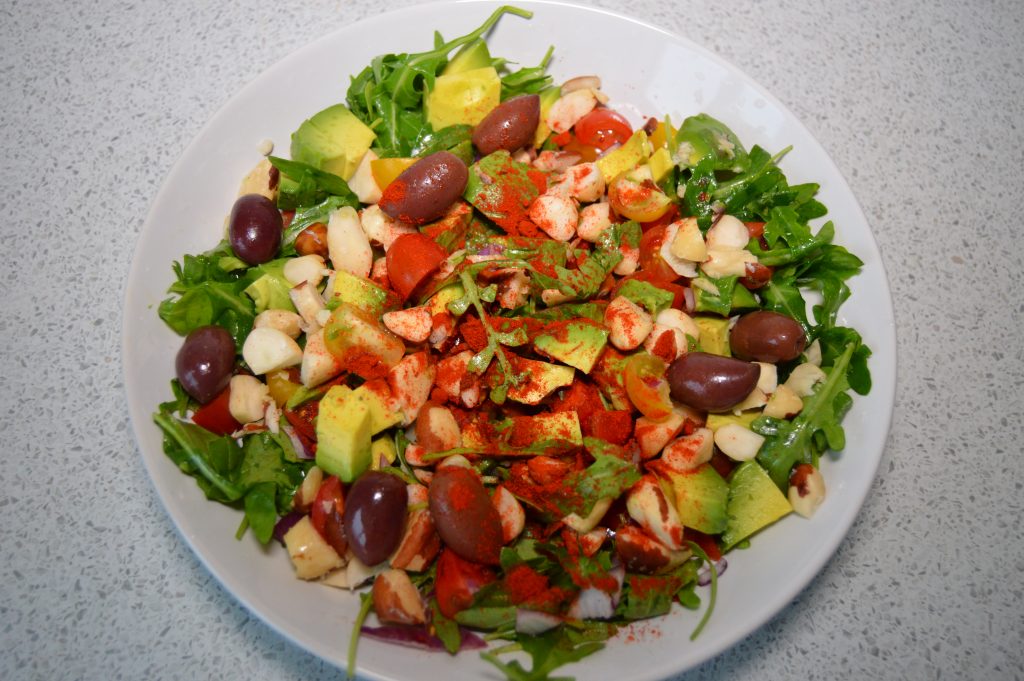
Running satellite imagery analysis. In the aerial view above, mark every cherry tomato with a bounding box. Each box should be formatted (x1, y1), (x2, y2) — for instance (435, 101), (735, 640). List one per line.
(434, 548), (497, 618)
(638, 224), (682, 283)
(608, 171), (672, 222)
(560, 136), (599, 162)
(743, 221), (766, 239)
(574, 109), (633, 151)
(624, 353), (673, 421)
(311, 475), (347, 556)
(639, 204), (679, 233)
(386, 232), (448, 300)
(191, 386), (240, 436)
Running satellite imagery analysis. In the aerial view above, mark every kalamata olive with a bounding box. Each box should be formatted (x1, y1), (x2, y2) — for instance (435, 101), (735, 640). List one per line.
(378, 151), (468, 225)
(667, 352), (760, 412)
(428, 467), (503, 565)
(342, 472), (409, 566)
(293, 221), (328, 258)
(175, 325), (236, 404)
(471, 94), (541, 155)
(730, 311), (807, 363)
(228, 193), (282, 265)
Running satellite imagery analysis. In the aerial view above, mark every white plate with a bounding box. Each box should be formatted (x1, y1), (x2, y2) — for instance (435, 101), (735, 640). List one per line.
(123, 1), (897, 678)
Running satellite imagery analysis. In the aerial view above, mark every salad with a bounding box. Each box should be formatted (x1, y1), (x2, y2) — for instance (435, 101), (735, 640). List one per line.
(152, 6), (872, 679)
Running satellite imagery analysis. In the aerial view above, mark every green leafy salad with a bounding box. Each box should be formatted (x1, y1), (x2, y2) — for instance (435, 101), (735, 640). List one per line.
(153, 6), (872, 679)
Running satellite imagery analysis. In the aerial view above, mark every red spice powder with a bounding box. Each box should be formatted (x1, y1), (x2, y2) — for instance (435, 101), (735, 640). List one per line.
(589, 410), (634, 446)
(550, 380), (604, 435)
(458, 317), (488, 352)
(649, 331), (678, 364)
(342, 350), (389, 380)
(506, 564), (572, 610)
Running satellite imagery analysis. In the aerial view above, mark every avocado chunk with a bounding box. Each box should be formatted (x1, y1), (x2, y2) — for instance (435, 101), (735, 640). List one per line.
(533, 319), (609, 374)
(426, 67), (501, 130)
(329, 270), (396, 317)
(506, 357), (575, 405)
(730, 285), (759, 313)
(291, 104), (376, 181)
(533, 86), (562, 148)
(349, 382), (402, 434)
(370, 435), (398, 469)
(694, 316), (731, 356)
(658, 464), (729, 535)
(721, 461), (792, 550)
(443, 38), (493, 75)
(425, 282), (466, 318)
(315, 385), (372, 482)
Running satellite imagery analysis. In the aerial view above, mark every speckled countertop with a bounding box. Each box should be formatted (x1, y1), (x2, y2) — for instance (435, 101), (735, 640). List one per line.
(2, 0), (1022, 679)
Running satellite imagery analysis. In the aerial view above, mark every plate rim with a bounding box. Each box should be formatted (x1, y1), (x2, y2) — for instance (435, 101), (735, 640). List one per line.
(122, 1), (898, 678)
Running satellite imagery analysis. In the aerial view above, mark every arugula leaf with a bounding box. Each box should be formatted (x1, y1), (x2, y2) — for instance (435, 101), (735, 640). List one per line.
(429, 600), (463, 654)
(529, 223), (631, 300)
(817, 326), (872, 395)
(677, 157), (718, 230)
(692, 273), (738, 316)
(158, 242), (256, 350)
(153, 410), (307, 542)
(711, 146), (826, 222)
(153, 410), (245, 502)
(243, 482), (278, 544)
(615, 279), (674, 316)
(268, 156), (359, 211)
(481, 624), (611, 681)
(616, 560), (699, 621)
(753, 342), (858, 489)
(553, 446), (641, 517)
(500, 46), (554, 99)
(345, 6), (532, 157)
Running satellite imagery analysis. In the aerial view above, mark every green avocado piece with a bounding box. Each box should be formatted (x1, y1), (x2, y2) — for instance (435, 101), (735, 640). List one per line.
(244, 259), (297, 313)
(694, 316), (731, 356)
(291, 103), (375, 181)
(328, 270), (395, 317)
(426, 67), (501, 130)
(315, 385), (372, 482)
(533, 319), (609, 374)
(349, 383), (402, 435)
(533, 86), (562, 148)
(730, 285), (759, 313)
(659, 464), (729, 535)
(443, 38), (493, 75)
(370, 436), (398, 469)
(506, 357), (575, 405)
(721, 461), (792, 550)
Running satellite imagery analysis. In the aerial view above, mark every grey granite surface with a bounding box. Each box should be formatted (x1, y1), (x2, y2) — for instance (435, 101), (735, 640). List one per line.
(1, 0), (1022, 679)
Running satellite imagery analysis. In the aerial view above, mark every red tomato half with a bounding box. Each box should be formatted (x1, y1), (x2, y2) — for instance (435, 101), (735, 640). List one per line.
(311, 475), (347, 556)
(191, 386), (240, 436)
(638, 224), (682, 283)
(435, 548), (497, 618)
(574, 109), (633, 151)
(386, 233), (447, 300)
